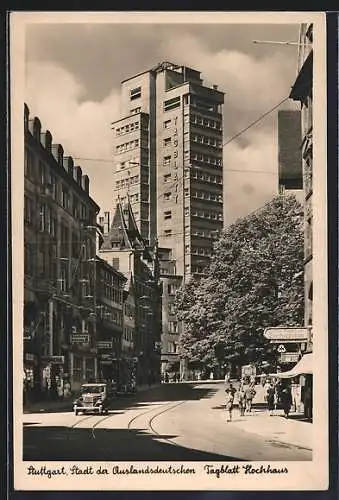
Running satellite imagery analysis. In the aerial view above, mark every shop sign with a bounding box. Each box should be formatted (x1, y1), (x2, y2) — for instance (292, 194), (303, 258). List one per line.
(70, 333), (90, 344)
(25, 353), (35, 362)
(24, 327), (32, 341)
(101, 354), (113, 361)
(97, 341), (113, 349)
(42, 356), (65, 364)
(264, 327), (309, 341)
(280, 353), (300, 363)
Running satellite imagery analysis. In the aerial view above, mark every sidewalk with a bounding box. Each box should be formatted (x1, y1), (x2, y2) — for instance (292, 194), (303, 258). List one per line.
(230, 384), (312, 451)
(23, 397), (73, 414)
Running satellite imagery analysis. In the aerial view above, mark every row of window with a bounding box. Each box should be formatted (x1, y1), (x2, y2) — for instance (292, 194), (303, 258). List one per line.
(189, 207), (223, 221)
(189, 169), (222, 184)
(188, 152), (223, 167)
(115, 139), (140, 154)
(190, 114), (222, 130)
(99, 305), (123, 326)
(115, 121), (140, 136)
(115, 175), (140, 190)
(191, 134), (223, 149)
(185, 245), (212, 257)
(130, 106), (141, 115)
(191, 190), (222, 203)
(123, 326), (134, 343)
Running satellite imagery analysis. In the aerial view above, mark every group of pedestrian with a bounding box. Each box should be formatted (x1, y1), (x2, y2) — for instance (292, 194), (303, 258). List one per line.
(224, 379), (257, 422)
(264, 379), (293, 418)
(224, 376), (294, 423)
(162, 372), (180, 384)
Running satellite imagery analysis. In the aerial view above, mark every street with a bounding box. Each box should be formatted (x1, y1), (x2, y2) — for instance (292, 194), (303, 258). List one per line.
(23, 382), (312, 462)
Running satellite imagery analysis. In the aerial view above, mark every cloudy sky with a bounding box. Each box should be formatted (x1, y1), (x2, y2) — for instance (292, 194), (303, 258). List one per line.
(25, 18), (301, 224)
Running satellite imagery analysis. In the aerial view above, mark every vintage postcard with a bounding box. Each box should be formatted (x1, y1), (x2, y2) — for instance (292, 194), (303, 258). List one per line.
(10, 10), (328, 491)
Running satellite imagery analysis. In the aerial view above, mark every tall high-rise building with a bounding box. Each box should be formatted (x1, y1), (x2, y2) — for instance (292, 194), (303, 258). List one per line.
(110, 61), (224, 377)
(112, 61), (224, 280)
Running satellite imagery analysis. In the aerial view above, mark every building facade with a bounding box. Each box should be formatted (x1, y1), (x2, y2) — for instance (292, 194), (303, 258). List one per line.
(24, 104), (101, 399)
(289, 24), (313, 341)
(95, 257), (127, 387)
(278, 109), (303, 204)
(111, 61), (225, 376)
(98, 197), (161, 387)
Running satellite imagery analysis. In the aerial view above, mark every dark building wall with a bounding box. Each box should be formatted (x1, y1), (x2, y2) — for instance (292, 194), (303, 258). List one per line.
(278, 110), (302, 190)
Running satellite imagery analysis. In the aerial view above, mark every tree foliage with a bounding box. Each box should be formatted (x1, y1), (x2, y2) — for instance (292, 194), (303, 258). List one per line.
(175, 194), (304, 372)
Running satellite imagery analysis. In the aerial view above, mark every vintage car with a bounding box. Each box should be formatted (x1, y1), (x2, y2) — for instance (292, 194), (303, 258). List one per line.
(73, 383), (111, 415)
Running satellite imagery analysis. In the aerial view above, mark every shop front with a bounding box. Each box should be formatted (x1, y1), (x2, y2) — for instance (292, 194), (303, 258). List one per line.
(270, 352), (313, 420)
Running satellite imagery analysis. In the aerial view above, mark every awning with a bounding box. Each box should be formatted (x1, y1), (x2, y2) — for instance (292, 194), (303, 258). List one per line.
(270, 353), (313, 379)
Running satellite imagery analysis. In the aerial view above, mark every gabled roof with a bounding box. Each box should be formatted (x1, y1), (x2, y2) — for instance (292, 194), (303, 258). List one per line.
(100, 196), (146, 251)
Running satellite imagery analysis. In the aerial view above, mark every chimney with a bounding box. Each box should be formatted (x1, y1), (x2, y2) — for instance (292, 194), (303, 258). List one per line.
(73, 166), (82, 185)
(51, 143), (64, 167)
(81, 175), (90, 194)
(63, 156), (74, 175)
(40, 130), (52, 152)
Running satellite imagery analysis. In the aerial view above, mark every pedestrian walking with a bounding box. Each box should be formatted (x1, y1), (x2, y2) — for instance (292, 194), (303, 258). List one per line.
(263, 379), (271, 403)
(237, 387), (246, 416)
(244, 385), (256, 413)
(266, 383), (275, 416)
(280, 386), (293, 418)
(224, 388), (234, 422)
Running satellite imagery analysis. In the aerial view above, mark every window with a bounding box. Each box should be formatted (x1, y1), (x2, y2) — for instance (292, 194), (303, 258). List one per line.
(24, 149), (34, 179)
(73, 356), (82, 380)
(168, 341), (177, 353)
(168, 283), (179, 295)
(168, 321), (178, 333)
(164, 192), (171, 201)
(164, 96), (181, 112)
(164, 210), (172, 220)
(50, 174), (57, 200)
(24, 196), (33, 225)
(163, 173), (171, 183)
(61, 185), (70, 210)
(164, 229), (172, 237)
(24, 243), (34, 276)
(130, 107), (141, 114)
(38, 161), (46, 185)
(163, 137), (172, 147)
(163, 155), (171, 165)
(164, 119), (171, 129)
(184, 207), (189, 216)
(39, 204), (46, 232)
(130, 86), (141, 100)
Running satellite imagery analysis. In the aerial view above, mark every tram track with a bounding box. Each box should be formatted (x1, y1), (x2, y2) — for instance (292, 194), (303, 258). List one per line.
(67, 398), (189, 453)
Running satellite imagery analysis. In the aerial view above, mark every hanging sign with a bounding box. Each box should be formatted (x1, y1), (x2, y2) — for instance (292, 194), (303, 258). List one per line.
(42, 356), (65, 364)
(280, 353), (300, 364)
(70, 333), (90, 344)
(97, 341), (113, 350)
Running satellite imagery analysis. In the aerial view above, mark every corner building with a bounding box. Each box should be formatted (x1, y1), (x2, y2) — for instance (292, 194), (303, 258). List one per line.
(112, 61), (224, 279)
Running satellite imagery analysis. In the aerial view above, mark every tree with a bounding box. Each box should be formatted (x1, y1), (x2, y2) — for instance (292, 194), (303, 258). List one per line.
(175, 194), (304, 373)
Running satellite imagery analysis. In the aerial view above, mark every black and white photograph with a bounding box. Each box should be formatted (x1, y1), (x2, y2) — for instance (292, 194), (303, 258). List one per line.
(11, 11), (328, 491)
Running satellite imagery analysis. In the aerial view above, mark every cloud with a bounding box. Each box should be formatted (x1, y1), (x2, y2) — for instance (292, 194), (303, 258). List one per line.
(25, 24), (298, 224)
(223, 128), (278, 224)
(25, 61), (120, 213)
